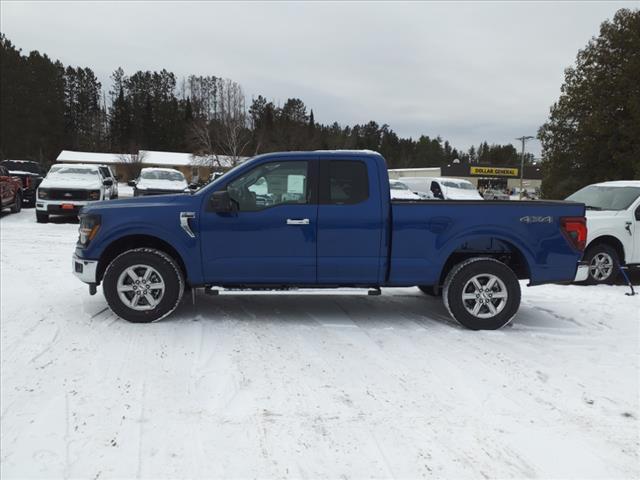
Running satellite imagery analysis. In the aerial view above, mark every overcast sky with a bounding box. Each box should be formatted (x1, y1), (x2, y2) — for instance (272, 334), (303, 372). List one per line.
(1, 1), (635, 156)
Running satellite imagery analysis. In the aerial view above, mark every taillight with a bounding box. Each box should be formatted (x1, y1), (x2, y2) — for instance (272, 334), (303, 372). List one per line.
(561, 216), (587, 251)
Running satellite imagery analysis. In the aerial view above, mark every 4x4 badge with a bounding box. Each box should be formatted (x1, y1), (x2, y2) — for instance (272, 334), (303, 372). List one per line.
(520, 216), (552, 224)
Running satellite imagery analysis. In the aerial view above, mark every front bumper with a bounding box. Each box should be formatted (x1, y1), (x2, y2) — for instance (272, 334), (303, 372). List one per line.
(37, 199), (90, 216)
(72, 253), (98, 284)
(574, 262), (589, 282)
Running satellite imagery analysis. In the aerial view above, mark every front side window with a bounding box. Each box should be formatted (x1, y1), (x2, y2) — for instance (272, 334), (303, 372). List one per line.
(322, 160), (369, 205)
(227, 161), (309, 211)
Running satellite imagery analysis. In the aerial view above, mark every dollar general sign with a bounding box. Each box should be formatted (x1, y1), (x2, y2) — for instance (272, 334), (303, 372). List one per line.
(470, 166), (519, 177)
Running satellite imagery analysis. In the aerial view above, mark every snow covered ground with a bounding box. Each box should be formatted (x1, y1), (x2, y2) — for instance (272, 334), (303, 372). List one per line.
(1, 208), (638, 479)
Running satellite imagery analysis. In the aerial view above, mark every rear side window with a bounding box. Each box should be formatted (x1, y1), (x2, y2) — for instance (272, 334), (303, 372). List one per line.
(99, 167), (111, 178)
(321, 160), (369, 205)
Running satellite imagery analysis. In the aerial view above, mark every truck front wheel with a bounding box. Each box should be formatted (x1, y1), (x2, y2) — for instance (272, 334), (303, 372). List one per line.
(103, 248), (185, 323)
(583, 244), (619, 284)
(442, 258), (521, 330)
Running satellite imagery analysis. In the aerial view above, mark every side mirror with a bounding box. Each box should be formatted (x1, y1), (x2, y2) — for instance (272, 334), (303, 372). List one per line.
(188, 183), (198, 190)
(210, 190), (237, 213)
(127, 180), (136, 187)
(103, 178), (114, 186)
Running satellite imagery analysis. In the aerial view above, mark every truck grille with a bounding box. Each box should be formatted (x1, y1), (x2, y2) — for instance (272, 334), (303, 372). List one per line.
(47, 189), (90, 200)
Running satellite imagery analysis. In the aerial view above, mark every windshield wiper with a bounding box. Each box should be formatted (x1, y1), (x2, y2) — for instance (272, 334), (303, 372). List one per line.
(585, 205), (602, 210)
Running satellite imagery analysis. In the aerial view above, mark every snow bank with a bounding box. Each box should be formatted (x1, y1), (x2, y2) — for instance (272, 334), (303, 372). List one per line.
(0, 209), (638, 478)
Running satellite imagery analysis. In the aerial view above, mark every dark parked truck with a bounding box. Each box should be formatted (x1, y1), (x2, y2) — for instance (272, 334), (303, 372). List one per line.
(73, 151), (587, 330)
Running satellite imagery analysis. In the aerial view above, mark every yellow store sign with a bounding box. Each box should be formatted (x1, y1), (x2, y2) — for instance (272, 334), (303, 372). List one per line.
(470, 166), (518, 177)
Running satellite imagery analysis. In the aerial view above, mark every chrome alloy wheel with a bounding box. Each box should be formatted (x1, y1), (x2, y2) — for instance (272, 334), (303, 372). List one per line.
(461, 274), (508, 319)
(116, 264), (165, 311)
(589, 252), (614, 281)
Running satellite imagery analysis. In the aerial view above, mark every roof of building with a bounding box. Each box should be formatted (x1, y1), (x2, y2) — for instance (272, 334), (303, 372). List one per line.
(56, 150), (247, 168)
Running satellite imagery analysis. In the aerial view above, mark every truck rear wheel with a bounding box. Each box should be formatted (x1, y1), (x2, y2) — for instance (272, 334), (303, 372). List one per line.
(103, 248), (185, 323)
(442, 257), (521, 330)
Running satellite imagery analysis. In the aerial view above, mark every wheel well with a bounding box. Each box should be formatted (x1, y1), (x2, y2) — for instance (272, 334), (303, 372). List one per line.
(96, 235), (187, 283)
(438, 238), (530, 286)
(587, 235), (625, 264)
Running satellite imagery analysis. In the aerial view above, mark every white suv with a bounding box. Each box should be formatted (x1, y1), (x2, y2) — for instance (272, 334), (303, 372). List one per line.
(566, 181), (640, 284)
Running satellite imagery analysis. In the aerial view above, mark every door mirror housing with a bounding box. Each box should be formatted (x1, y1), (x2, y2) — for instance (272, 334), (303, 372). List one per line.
(103, 178), (114, 186)
(127, 180), (136, 187)
(188, 183), (199, 190)
(211, 190), (237, 213)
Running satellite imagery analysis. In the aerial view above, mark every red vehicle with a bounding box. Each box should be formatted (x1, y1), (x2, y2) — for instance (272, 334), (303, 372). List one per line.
(0, 165), (23, 213)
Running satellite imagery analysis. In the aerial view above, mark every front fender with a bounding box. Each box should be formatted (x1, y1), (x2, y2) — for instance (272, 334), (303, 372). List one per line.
(83, 219), (202, 284)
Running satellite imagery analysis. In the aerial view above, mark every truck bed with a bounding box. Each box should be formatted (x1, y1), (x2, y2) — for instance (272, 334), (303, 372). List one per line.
(388, 200), (585, 286)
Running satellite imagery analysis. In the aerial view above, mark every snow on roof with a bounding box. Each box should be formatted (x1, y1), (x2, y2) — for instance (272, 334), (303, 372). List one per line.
(592, 180), (640, 188)
(56, 150), (247, 168)
(140, 167), (184, 173)
(56, 150), (122, 164)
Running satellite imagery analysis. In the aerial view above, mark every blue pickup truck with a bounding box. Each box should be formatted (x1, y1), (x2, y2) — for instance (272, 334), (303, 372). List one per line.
(73, 150), (587, 330)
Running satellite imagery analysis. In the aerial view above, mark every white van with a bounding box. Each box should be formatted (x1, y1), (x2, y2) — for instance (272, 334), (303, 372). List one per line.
(400, 177), (482, 200)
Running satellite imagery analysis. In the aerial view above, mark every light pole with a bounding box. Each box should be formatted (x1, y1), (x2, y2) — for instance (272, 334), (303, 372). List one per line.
(515, 136), (534, 199)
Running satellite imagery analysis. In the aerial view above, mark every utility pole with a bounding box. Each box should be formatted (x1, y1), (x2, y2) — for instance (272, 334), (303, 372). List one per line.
(515, 136), (534, 200)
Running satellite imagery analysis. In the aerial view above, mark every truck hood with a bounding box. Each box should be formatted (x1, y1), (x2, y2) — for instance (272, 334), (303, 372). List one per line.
(81, 193), (190, 214)
(136, 178), (188, 191)
(445, 188), (484, 200)
(40, 175), (102, 190)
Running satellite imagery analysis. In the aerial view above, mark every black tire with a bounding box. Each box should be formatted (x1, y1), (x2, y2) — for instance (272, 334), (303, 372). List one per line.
(103, 248), (185, 323)
(36, 211), (48, 223)
(418, 285), (441, 296)
(582, 243), (620, 285)
(10, 193), (21, 213)
(442, 257), (521, 330)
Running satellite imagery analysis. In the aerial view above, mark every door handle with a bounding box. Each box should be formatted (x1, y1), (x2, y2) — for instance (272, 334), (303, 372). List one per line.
(287, 218), (310, 225)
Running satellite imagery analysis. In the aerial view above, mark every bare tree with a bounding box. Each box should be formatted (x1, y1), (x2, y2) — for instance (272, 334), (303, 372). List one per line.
(216, 78), (251, 165)
(117, 150), (146, 180)
(187, 78), (250, 169)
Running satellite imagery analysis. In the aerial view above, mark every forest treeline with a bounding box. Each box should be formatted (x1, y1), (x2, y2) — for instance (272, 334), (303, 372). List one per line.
(0, 34), (528, 170)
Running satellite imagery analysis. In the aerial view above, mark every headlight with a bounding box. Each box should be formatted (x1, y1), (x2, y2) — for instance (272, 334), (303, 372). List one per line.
(78, 214), (101, 247)
(38, 189), (48, 199)
(88, 190), (101, 200)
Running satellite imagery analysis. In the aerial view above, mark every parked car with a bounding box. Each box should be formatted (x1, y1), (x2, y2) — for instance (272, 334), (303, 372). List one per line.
(98, 165), (119, 199)
(401, 176), (483, 200)
(72, 150), (587, 330)
(36, 163), (114, 223)
(129, 168), (190, 196)
(389, 179), (423, 200)
(482, 189), (510, 201)
(0, 160), (44, 207)
(566, 180), (640, 284)
(0, 165), (23, 214)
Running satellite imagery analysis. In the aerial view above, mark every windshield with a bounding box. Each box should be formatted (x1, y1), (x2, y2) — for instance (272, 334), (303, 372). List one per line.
(141, 170), (185, 181)
(566, 185), (640, 211)
(441, 180), (475, 190)
(390, 181), (410, 190)
(49, 166), (99, 178)
(1, 160), (42, 174)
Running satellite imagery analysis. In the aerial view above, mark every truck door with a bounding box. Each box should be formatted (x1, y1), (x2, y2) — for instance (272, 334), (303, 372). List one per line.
(199, 159), (318, 284)
(317, 158), (384, 284)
